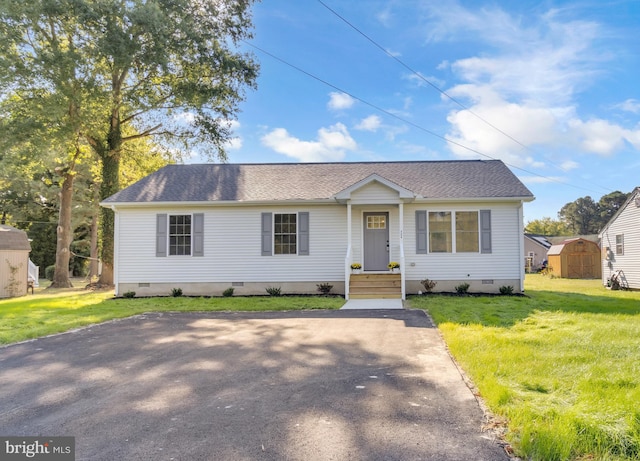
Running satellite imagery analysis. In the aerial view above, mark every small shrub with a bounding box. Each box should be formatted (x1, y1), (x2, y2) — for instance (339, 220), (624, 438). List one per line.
(420, 278), (437, 293)
(499, 285), (514, 295)
(316, 283), (333, 295)
(222, 287), (234, 297)
(122, 291), (136, 298)
(171, 287), (183, 297)
(45, 265), (55, 281)
(454, 282), (470, 294)
(266, 286), (281, 296)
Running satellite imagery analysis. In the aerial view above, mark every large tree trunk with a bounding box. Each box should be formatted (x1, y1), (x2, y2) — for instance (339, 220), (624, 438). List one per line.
(97, 93), (122, 287)
(97, 152), (119, 286)
(49, 170), (75, 288)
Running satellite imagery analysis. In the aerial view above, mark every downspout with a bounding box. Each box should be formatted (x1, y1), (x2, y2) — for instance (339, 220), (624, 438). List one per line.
(518, 202), (525, 293)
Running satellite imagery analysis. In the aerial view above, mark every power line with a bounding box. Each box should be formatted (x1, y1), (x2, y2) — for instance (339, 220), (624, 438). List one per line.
(243, 40), (606, 194)
(316, 0), (614, 194)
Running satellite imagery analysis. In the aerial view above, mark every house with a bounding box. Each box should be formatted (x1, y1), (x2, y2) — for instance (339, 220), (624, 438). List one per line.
(101, 160), (534, 298)
(599, 187), (640, 289)
(0, 225), (32, 298)
(523, 234), (551, 272)
(546, 237), (601, 279)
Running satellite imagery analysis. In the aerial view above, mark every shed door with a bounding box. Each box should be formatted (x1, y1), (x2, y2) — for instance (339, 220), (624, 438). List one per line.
(363, 212), (389, 271)
(568, 253), (596, 279)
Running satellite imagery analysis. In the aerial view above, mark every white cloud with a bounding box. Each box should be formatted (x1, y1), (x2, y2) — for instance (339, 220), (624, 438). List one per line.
(222, 120), (242, 150)
(418, 3), (640, 166)
(568, 118), (635, 155)
(355, 115), (382, 132)
(327, 92), (356, 110)
(174, 112), (196, 124)
(404, 73), (446, 89)
(560, 160), (579, 171)
(615, 99), (640, 114)
(519, 175), (565, 185)
(261, 123), (357, 162)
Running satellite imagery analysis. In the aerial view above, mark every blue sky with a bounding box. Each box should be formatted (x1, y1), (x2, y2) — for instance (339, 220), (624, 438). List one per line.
(207, 0), (640, 223)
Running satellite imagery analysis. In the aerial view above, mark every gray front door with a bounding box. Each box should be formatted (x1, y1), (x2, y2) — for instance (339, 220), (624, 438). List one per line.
(363, 212), (389, 271)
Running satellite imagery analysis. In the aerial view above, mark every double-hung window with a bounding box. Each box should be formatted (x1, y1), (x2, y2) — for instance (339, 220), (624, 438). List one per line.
(428, 212), (452, 253)
(274, 213), (297, 255)
(169, 215), (192, 256)
(261, 212), (309, 256)
(616, 234), (624, 255)
(455, 211), (479, 252)
(156, 213), (204, 257)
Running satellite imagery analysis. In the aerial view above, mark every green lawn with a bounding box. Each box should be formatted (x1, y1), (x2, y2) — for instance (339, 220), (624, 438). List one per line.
(0, 286), (344, 345)
(408, 274), (640, 461)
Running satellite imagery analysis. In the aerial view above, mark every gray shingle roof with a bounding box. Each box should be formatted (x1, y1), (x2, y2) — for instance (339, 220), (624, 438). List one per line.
(102, 160), (534, 204)
(0, 225), (31, 251)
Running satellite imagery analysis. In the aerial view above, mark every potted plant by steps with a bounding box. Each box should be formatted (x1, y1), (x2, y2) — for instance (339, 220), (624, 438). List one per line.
(388, 261), (400, 273)
(350, 263), (362, 274)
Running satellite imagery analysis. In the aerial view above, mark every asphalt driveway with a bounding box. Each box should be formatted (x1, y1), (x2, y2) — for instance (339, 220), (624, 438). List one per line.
(0, 310), (508, 460)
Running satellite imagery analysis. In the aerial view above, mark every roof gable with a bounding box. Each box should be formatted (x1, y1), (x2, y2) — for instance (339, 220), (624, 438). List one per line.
(102, 160), (534, 205)
(599, 187), (640, 236)
(334, 174), (415, 201)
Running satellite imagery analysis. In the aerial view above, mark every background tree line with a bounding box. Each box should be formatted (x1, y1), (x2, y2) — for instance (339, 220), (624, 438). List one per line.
(525, 191), (630, 236)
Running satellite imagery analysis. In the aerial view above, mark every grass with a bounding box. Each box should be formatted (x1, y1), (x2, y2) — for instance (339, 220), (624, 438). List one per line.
(0, 284), (344, 345)
(409, 274), (640, 461)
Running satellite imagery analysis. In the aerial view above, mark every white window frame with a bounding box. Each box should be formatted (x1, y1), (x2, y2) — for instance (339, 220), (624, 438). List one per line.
(273, 212), (298, 255)
(428, 210), (481, 254)
(616, 234), (624, 255)
(168, 214), (192, 256)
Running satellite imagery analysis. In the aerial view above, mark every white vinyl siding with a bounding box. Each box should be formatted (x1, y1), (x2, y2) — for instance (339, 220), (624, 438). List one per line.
(403, 203), (521, 281)
(600, 190), (640, 289)
(350, 182), (401, 204)
(116, 205), (346, 283)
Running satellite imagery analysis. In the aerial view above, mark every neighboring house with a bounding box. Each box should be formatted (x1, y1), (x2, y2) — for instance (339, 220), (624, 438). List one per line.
(101, 160), (534, 298)
(547, 238), (601, 279)
(523, 234), (551, 272)
(599, 186), (640, 289)
(0, 225), (32, 298)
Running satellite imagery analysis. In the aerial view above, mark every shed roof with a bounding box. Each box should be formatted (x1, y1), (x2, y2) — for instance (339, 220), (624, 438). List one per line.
(0, 225), (31, 251)
(547, 238), (599, 256)
(102, 160), (534, 205)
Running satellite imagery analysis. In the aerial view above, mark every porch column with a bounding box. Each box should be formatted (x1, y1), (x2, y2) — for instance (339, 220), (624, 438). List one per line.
(346, 202), (352, 300)
(347, 202), (352, 250)
(399, 202), (406, 300)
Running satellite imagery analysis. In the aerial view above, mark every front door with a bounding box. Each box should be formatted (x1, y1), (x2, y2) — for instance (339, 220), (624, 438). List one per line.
(363, 212), (389, 271)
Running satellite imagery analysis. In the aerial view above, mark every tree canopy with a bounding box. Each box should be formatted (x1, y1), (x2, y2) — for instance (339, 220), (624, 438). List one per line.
(1, 0), (259, 285)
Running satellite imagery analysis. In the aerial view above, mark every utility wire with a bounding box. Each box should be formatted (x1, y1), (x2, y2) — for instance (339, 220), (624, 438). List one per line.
(316, 0), (614, 194)
(244, 40), (605, 194)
